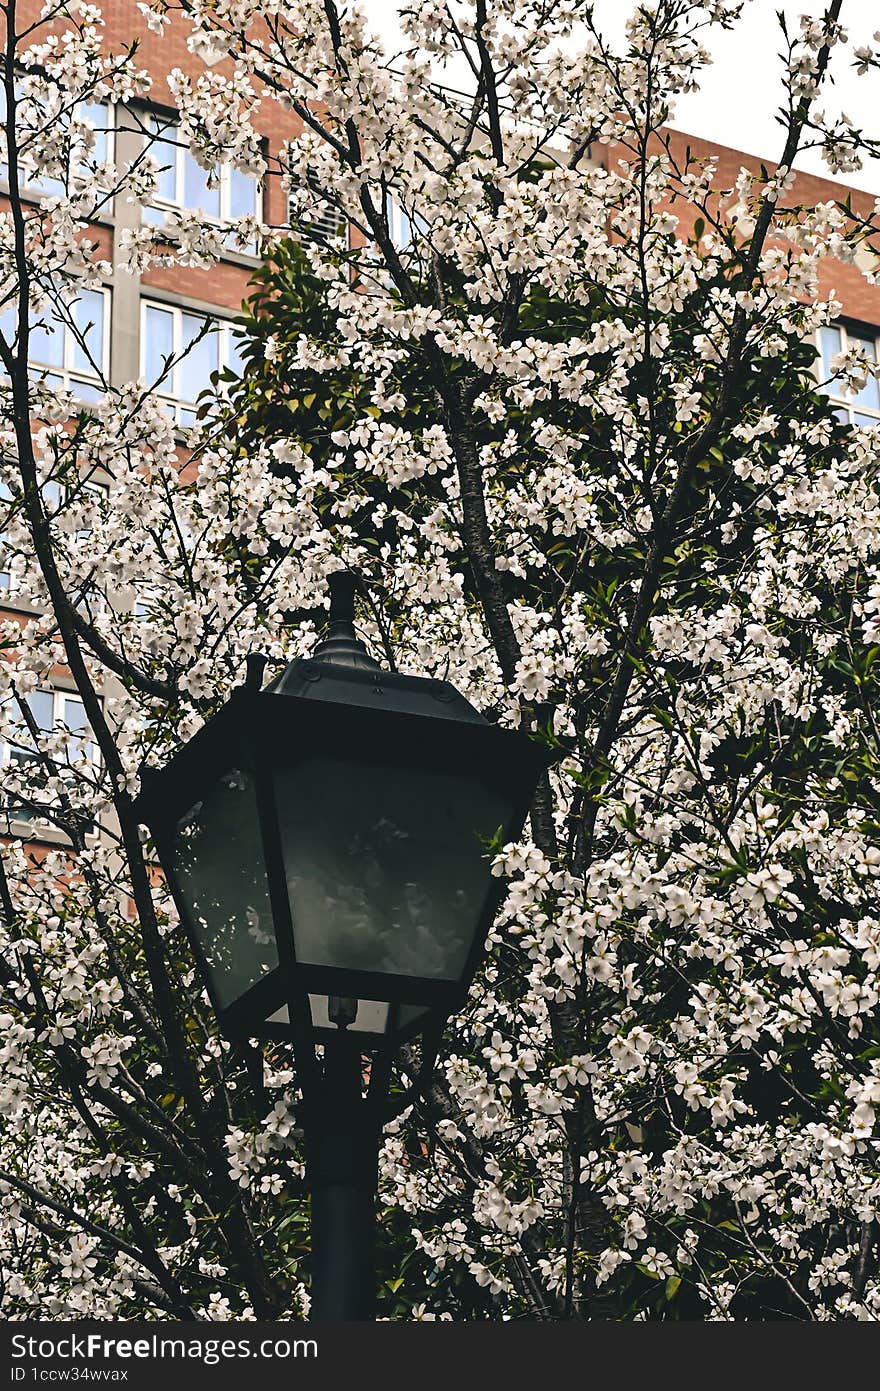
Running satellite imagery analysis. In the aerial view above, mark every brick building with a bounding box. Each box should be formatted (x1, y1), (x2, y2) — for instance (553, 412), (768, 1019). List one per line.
(0, 4), (306, 841)
(6, 7), (879, 495)
(654, 126), (880, 427)
(3, 2), (301, 417)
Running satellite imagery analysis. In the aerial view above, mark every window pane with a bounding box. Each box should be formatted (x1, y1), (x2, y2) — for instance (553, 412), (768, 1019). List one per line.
(229, 168), (258, 220)
(183, 152), (220, 218)
(62, 695), (87, 734)
(27, 691), (54, 733)
(0, 304), (18, 351)
(147, 118), (178, 204)
(854, 411), (879, 430)
(0, 87), (105, 195)
(7, 688), (52, 764)
(226, 326), (247, 379)
(847, 334), (880, 410)
(29, 310), (64, 370)
(62, 694), (93, 763)
(819, 325), (842, 389)
(389, 198), (412, 250)
(70, 290), (104, 376)
(78, 102), (110, 168)
(34, 174), (65, 198)
(180, 313), (218, 404)
(73, 380), (103, 404)
(70, 483), (100, 540)
(144, 305), (174, 392)
(42, 480), (62, 513)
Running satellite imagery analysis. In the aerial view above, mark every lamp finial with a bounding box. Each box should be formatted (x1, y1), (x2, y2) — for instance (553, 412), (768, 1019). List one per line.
(311, 569), (380, 669)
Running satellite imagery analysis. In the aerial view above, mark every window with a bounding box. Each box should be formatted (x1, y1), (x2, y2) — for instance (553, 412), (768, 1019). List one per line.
(1, 687), (96, 832)
(817, 323), (880, 428)
(388, 196), (430, 252)
(141, 299), (246, 429)
(0, 287), (109, 402)
(388, 196), (415, 250)
(131, 577), (161, 621)
(142, 114), (260, 250)
(0, 86), (113, 199)
(0, 477), (106, 606)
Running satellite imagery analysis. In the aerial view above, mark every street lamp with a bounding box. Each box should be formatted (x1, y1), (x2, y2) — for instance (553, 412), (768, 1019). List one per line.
(133, 570), (548, 1319)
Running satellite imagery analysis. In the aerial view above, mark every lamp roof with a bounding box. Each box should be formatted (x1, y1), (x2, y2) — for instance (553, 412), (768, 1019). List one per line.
(264, 569), (489, 727)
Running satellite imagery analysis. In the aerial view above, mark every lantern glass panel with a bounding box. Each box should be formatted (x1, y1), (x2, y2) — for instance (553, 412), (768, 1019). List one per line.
(275, 756), (509, 983)
(171, 766), (278, 1008)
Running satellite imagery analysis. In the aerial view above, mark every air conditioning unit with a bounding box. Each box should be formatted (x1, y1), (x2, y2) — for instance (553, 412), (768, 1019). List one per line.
(289, 180), (348, 244)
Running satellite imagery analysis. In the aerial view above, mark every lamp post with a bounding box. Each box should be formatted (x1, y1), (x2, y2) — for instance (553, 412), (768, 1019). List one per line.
(133, 571), (548, 1319)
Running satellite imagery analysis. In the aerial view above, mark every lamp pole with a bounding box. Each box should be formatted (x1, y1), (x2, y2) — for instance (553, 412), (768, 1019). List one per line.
(306, 1027), (380, 1320)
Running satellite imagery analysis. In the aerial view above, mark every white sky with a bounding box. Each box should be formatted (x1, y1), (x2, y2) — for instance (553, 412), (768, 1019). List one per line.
(362, 0), (880, 193)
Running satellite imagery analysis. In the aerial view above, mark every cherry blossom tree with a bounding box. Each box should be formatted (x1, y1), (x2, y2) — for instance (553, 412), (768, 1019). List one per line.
(3, 0), (880, 1319)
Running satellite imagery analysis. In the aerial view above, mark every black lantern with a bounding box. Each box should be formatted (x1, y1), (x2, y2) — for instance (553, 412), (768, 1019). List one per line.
(134, 571), (547, 1055)
(133, 570), (550, 1319)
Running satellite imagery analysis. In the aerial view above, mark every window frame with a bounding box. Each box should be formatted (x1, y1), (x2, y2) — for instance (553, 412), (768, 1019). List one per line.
(140, 297), (245, 429)
(0, 91), (115, 201)
(141, 111), (262, 246)
(0, 283), (111, 401)
(0, 476), (107, 602)
(816, 321), (880, 428)
(0, 684), (99, 836)
(32, 286), (111, 399)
